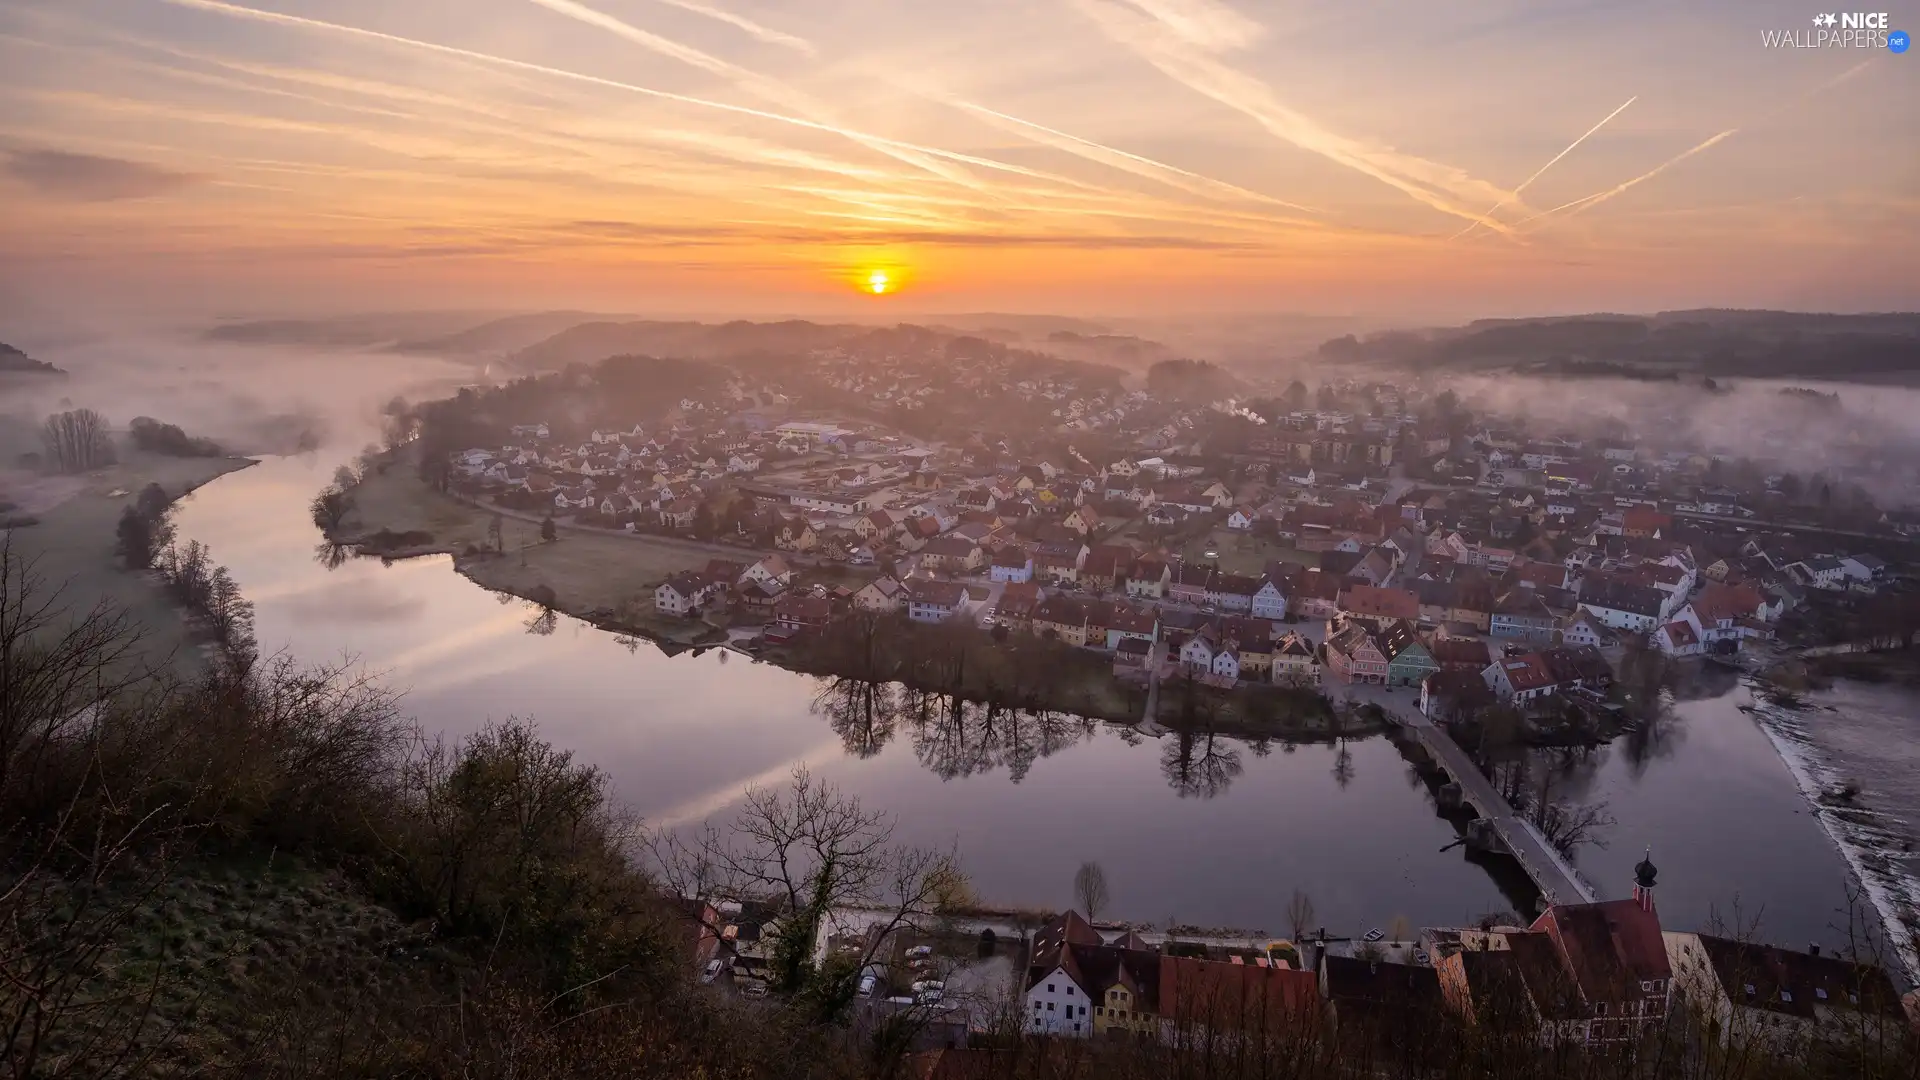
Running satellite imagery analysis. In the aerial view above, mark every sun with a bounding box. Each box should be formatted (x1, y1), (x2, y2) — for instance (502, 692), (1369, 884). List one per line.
(866, 269), (892, 295)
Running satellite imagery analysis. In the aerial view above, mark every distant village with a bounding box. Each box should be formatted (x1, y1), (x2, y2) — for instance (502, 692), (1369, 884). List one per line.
(440, 370), (1915, 733)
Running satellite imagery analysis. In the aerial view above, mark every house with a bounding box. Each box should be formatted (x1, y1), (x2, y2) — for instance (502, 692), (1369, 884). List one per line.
(1034, 550), (1081, 585)
(1210, 647), (1242, 682)
(1662, 932), (1907, 1051)
(1491, 589), (1559, 643)
(1438, 878), (1672, 1045)
(1062, 504), (1102, 535)
(1422, 668), (1495, 720)
(1179, 631), (1219, 672)
(853, 509), (898, 542)
(741, 554), (795, 592)
(1838, 553), (1888, 587)
(1081, 545), (1136, 591)
(920, 536), (984, 572)
(908, 580), (969, 623)
(1024, 912), (1105, 1036)
(1324, 620), (1389, 684)
(1272, 633), (1321, 687)
(1158, 954), (1320, 1045)
(654, 572), (716, 616)
(1225, 508), (1255, 531)
(1622, 505), (1672, 538)
(775, 517), (818, 552)
(1319, 955), (1444, 1036)
(1654, 616), (1704, 658)
(989, 547), (1033, 583)
(1104, 605), (1158, 651)
(1377, 620), (1439, 687)
(1787, 557), (1847, 591)
(1576, 576), (1668, 633)
(1126, 558), (1171, 599)
(1168, 563), (1214, 606)
(1482, 653), (1559, 703)
(1336, 585), (1421, 628)
(852, 576), (909, 613)
(1558, 609), (1618, 649)
(1208, 572), (1262, 613)
(1251, 576), (1289, 621)
(772, 592), (833, 632)
(1429, 636), (1492, 672)
(1032, 596), (1090, 646)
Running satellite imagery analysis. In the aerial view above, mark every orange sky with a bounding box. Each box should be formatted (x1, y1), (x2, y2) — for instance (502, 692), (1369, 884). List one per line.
(1, 0), (1916, 318)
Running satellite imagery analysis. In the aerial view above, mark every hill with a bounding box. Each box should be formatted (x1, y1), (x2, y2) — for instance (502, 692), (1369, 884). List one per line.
(388, 310), (635, 356)
(1145, 357), (1244, 401)
(1315, 310), (1920, 380)
(0, 340), (63, 374)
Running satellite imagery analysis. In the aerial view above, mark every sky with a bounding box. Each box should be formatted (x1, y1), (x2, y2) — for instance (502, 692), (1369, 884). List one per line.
(0, 0), (1916, 320)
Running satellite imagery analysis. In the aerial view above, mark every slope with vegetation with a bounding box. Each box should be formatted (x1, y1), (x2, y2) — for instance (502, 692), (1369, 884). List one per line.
(0, 340), (64, 374)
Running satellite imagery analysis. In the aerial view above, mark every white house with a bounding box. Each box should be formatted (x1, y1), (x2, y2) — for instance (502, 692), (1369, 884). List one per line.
(1558, 609), (1616, 649)
(741, 554), (795, 592)
(1210, 648), (1241, 682)
(1179, 634), (1216, 672)
(1025, 964), (1092, 1036)
(1225, 509), (1254, 531)
(1653, 614), (1705, 658)
(1788, 557), (1847, 591)
(1251, 578), (1289, 622)
(1838, 554), (1888, 587)
(852, 576), (908, 613)
(989, 548), (1034, 584)
(654, 573), (716, 616)
(907, 581), (968, 623)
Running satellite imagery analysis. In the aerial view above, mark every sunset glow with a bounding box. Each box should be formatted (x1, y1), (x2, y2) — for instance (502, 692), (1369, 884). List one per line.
(0, 0), (1912, 315)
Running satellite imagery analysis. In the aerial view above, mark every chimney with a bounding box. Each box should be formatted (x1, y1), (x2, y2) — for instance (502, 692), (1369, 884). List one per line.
(1809, 943), (1820, 958)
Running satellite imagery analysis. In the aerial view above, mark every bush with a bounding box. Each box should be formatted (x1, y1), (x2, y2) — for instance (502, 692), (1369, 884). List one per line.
(130, 415), (224, 457)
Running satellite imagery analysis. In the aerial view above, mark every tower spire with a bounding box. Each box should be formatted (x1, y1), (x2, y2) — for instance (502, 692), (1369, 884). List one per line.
(1632, 846), (1658, 914)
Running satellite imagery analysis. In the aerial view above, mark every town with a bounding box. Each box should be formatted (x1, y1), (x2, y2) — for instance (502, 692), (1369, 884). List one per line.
(425, 355), (1919, 744)
(674, 852), (1915, 1065)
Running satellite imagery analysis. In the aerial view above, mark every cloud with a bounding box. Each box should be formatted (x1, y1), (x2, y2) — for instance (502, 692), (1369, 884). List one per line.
(643, 0), (814, 54)
(1450, 96), (1636, 241)
(1116, 0), (1266, 51)
(3, 149), (198, 201)
(1069, 0), (1531, 235)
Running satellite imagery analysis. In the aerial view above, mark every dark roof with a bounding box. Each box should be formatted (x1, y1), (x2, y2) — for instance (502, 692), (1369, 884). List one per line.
(1532, 899), (1671, 1004)
(1372, 619), (1425, 662)
(1322, 956), (1443, 1019)
(1578, 575), (1666, 617)
(990, 547), (1030, 568)
(1685, 934), (1906, 1019)
(908, 580), (967, 607)
(1494, 588), (1556, 621)
(1430, 637), (1491, 667)
(1028, 911), (1103, 985)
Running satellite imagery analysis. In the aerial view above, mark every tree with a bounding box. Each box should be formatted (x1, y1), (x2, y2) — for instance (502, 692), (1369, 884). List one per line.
(1286, 888), (1316, 943)
(488, 513), (504, 553)
(978, 928), (997, 958)
(115, 506), (154, 569)
(40, 408), (114, 472)
(1073, 861), (1110, 924)
(540, 515), (557, 542)
(643, 767), (961, 1010)
(135, 483), (170, 521)
(1282, 380), (1308, 411)
(310, 487), (352, 532)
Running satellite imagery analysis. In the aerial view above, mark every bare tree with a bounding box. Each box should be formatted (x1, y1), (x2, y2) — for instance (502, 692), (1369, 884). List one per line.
(310, 487), (352, 533)
(642, 767), (962, 1005)
(40, 408), (115, 472)
(1286, 888), (1316, 943)
(1073, 861), (1110, 925)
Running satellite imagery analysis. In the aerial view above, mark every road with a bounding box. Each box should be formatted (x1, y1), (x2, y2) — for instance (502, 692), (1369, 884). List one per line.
(1396, 710), (1599, 908)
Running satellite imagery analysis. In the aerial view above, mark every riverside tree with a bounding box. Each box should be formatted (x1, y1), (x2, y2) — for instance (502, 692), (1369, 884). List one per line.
(40, 408), (114, 472)
(1074, 861), (1111, 924)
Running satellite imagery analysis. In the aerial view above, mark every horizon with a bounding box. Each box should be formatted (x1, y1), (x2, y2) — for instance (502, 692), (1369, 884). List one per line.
(2, 0), (1916, 320)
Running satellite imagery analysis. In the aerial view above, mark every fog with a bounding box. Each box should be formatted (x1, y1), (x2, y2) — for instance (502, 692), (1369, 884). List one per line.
(1442, 372), (1920, 504)
(0, 327), (478, 461)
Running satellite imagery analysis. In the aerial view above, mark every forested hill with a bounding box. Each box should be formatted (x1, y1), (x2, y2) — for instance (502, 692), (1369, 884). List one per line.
(0, 340), (63, 374)
(1314, 310), (1920, 379)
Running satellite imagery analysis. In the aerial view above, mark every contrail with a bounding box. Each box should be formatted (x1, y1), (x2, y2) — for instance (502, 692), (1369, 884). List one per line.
(643, 0), (813, 53)
(157, 0), (1091, 191)
(1519, 130), (1738, 226)
(522, 0), (985, 191)
(1521, 60), (1874, 231)
(955, 100), (1322, 215)
(1450, 96), (1637, 241)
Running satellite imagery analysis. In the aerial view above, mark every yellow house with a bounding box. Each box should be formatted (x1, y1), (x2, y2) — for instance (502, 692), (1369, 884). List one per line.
(776, 518), (818, 552)
(1091, 941), (1160, 1037)
(1031, 596), (1088, 646)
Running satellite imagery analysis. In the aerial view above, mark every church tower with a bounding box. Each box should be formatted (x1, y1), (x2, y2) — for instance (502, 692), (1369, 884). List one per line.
(1632, 847), (1658, 914)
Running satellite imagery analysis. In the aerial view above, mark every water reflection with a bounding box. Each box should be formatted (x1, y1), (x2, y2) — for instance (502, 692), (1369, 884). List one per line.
(895, 689), (1097, 783)
(1160, 725), (1243, 798)
(812, 677), (901, 759)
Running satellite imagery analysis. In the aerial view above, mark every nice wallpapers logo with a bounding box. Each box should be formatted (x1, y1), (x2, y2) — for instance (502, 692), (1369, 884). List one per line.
(1762, 12), (1910, 50)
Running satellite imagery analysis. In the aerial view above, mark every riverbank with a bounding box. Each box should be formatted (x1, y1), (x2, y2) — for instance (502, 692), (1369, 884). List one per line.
(1, 448), (258, 676)
(325, 466), (1364, 737)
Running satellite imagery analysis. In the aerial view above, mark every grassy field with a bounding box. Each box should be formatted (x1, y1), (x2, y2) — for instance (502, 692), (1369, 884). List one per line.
(1, 447), (258, 678)
(1176, 528), (1321, 575)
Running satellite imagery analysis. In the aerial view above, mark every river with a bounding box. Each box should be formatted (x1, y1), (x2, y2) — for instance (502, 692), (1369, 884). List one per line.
(155, 441), (1910, 959)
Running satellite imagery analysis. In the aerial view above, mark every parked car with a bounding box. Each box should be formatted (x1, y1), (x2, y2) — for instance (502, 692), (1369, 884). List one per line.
(857, 974), (879, 997)
(700, 959), (726, 984)
(742, 981), (769, 999)
(905, 945), (934, 959)
(910, 980), (944, 994)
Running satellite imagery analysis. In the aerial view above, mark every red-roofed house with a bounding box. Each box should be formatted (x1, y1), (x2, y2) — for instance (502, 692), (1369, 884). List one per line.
(1158, 954), (1320, 1047)
(1337, 585), (1420, 627)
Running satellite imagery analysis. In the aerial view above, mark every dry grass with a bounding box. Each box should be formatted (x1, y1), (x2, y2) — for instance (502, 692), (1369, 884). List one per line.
(0, 447), (255, 677)
(1177, 528), (1321, 575)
